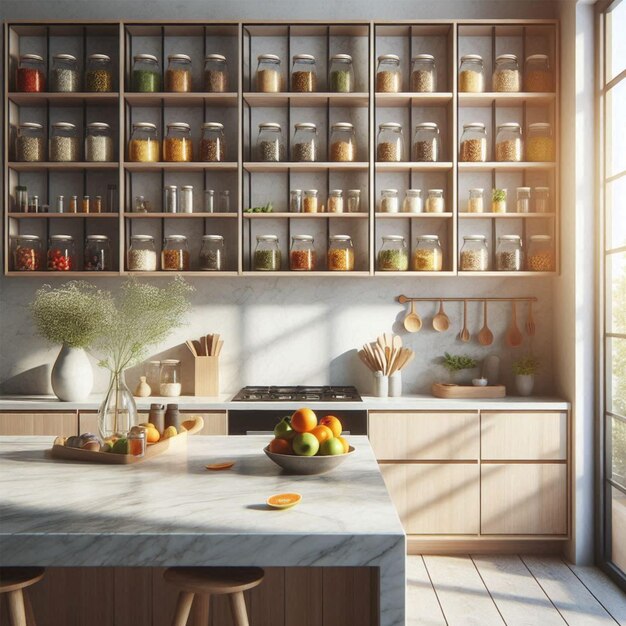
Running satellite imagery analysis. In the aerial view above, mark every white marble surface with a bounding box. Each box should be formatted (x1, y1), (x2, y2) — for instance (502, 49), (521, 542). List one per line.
(0, 435), (406, 625)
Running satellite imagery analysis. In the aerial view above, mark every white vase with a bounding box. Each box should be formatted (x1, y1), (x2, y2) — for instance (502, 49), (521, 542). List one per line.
(515, 374), (535, 397)
(51, 345), (93, 402)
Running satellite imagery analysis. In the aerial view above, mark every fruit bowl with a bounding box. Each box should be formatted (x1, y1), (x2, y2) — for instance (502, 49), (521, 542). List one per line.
(263, 445), (355, 475)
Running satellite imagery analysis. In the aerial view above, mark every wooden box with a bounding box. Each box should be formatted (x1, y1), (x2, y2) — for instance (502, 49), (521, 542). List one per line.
(194, 356), (219, 397)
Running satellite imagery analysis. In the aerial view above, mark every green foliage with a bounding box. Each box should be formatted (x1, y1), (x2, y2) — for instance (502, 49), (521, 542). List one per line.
(442, 352), (477, 372)
(492, 188), (507, 202)
(244, 202), (273, 213)
(512, 354), (540, 376)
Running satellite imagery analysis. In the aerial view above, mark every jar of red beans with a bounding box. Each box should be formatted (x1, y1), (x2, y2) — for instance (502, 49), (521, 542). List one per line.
(47, 234), (74, 271)
(84, 234), (111, 271)
(13, 235), (43, 271)
(17, 54), (46, 92)
(290, 235), (316, 271)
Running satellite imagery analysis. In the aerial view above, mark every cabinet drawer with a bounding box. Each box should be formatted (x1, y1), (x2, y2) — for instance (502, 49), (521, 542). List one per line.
(481, 463), (567, 535)
(0, 412), (77, 436)
(380, 463), (479, 534)
(481, 412), (567, 460)
(369, 412), (479, 460)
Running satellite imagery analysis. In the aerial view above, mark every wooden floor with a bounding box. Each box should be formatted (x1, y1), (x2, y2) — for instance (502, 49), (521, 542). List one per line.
(408, 555), (626, 626)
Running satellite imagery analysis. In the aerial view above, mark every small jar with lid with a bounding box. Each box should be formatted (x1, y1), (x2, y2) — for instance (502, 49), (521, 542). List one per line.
(413, 235), (443, 271)
(129, 122), (160, 162)
(164, 185), (178, 213)
(204, 54), (228, 92)
(377, 122), (404, 162)
(13, 235), (43, 271)
(328, 190), (344, 213)
(403, 189), (423, 213)
(86, 54), (113, 92)
(200, 235), (225, 271)
(256, 122), (285, 162)
(516, 187), (531, 213)
(378, 235), (408, 271)
(527, 234), (554, 271)
(496, 235), (523, 271)
(290, 235), (317, 271)
(132, 54), (161, 92)
(17, 54), (46, 92)
(328, 235), (355, 271)
(200, 122), (226, 162)
(165, 54), (192, 92)
(526, 122), (554, 162)
(493, 54), (521, 92)
(379, 189), (399, 213)
(85, 122), (113, 162)
(292, 123), (318, 162)
(16, 122), (45, 162)
(525, 54), (553, 92)
(330, 122), (356, 162)
(413, 122), (440, 162)
(256, 54), (282, 92)
(467, 188), (484, 213)
(460, 235), (489, 271)
(459, 54), (484, 93)
(291, 54), (317, 92)
(49, 122), (80, 162)
(162, 235), (190, 271)
(50, 53), (80, 92)
(180, 185), (193, 213)
(495, 123), (523, 162)
(376, 54), (402, 93)
(346, 189), (361, 213)
(411, 54), (436, 92)
(254, 235), (281, 271)
(84, 234), (111, 271)
(425, 189), (445, 213)
(47, 234), (75, 271)
(329, 54), (354, 93)
(534, 187), (550, 213)
(460, 123), (487, 162)
(164, 122), (192, 162)
(160, 360), (182, 397)
(303, 189), (319, 213)
(290, 189), (302, 213)
(128, 234), (157, 271)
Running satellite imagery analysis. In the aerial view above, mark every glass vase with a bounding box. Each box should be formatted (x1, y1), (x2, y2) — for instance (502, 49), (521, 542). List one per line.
(97, 371), (138, 438)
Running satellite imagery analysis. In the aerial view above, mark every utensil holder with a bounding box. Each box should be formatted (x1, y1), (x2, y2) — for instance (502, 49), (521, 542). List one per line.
(373, 372), (388, 398)
(388, 372), (402, 397)
(193, 356), (219, 397)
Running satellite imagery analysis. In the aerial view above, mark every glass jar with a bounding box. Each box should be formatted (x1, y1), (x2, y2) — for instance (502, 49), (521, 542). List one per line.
(329, 54), (354, 93)
(256, 54), (282, 92)
(180, 185), (193, 213)
(161, 235), (189, 271)
(460, 235), (489, 271)
(527, 234), (554, 271)
(459, 123), (487, 162)
(50, 53), (80, 92)
(29, 195), (41, 213)
(403, 189), (423, 213)
(200, 122), (226, 162)
(16, 122), (45, 162)
(378, 235), (408, 271)
(256, 122), (285, 162)
(346, 189), (361, 213)
(49, 122), (79, 162)
(291, 54), (317, 92)
(525, 54), (553, 92)
(467, 188), (484, 213)
(128, 234), (157, 271)
(303, 189), (319, 213)
(16, 186), (28, 212)
(200, 235), (225, 271)
(47, 234), (75, 271)
(290, 235), (316, 271)
(426, 189), (445, 213)
(328, 235), (355, 271)
(459, 54), (484, 93)
(17, 54), (46, 92)
(13, 235), (43, 271)
(376, 54), (401, 93)
(145, 361), (161, 392)
(292, 122), (318, 162)
(204, 54), (229, 92)
(516, 187), (531, 213)
(164, 185), (178, 213)
(128, 428), (146, 457)
(493, 54), (520, 92)
(84, 234), (111, 271)
(330, 122), (356, 162)
(495, 122), (523, 162)
(413, 235), (443, 271)
(413, 122), (440, 162)
(254, 235), (281, 271)
(160, 360), (182, 397)
(129, 122), (160, 162)
(496, 235), (523, 271)
(328, 189), (344, 213)
(377, 122), (403, 162)
(204, 189), (215, 212)
(411, 54), (436, 92)
(165, 54), (192, 92)
(164, 122), (192, 162)
(492, 189), (507, 213)
(218, 190), (230, 212)
(132, 54), (161, 92)
(534, 187), (550, 213)
(86, 54), (113, 92)
(379, 189), (399, 213)
(290, 189), (302, 213)
(85, 122), (113, 162)
(526, 122), (555, 162)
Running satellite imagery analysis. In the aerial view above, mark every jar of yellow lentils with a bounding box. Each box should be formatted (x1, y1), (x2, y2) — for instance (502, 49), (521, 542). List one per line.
(527, 234), (554, 271)
(412, 235), (443, 271)
(164, 122), (193, 162)
(129, 122), (160, 162)
(526, 122), (554, 162)
(165, 54), (192, 92)
(328, 235), (355, 271)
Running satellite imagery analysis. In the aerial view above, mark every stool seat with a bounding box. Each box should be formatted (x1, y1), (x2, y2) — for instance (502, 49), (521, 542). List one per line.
(0, 567), (45, 594)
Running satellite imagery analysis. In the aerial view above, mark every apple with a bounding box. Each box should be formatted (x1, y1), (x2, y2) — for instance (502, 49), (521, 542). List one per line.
(274, 416), (295, 440)
(319, 438), (345, 456)
(292, 432), (320, 456)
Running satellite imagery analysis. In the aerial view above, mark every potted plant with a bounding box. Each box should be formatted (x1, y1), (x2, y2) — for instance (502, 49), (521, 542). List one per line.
(512, 354), (540, 396)
(492, 188), (507, 213)
(442, 352), (478, 385)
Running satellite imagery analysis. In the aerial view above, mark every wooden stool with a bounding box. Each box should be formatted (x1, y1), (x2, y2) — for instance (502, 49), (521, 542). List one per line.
(164, 566), (264, 626)
(0, 567), (45, 626)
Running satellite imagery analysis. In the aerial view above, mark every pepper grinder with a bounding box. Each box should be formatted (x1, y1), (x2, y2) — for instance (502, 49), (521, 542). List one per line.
(164, 403), (181, 431)
(149, 403), (165, 434)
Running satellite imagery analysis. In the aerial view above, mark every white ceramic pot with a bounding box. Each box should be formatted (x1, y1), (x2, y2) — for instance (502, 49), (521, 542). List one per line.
(515, 374), (535, 397)
(51, 345), (93, 402)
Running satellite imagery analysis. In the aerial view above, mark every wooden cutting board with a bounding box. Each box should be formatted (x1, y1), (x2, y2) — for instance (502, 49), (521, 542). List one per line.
(431, 383), (506, 399)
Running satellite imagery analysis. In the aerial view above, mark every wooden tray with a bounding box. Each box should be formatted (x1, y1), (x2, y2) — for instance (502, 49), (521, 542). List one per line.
(431, 383), (506, 399)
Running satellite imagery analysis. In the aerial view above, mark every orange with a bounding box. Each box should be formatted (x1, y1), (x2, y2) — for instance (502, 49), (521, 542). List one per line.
(319, 415), (342, 438)
(310, 424), (334, 445)
(291, 408), (318, 433)
(269, 437), (292, 455)
(205, 461), (235, 471)
(337, 436), (350, 454)
(145, 427), (160, 443)
(266, 493), (302, 509)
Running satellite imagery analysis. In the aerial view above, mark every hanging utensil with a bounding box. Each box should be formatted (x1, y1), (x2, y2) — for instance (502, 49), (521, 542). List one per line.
(403, 301), (422, 333)
(477, 300), (494, 346)
(432, 300), (450, 332)
(505, 301), (523, 348)
(525, 301), (536, 336)
(459, 299), (471, 343)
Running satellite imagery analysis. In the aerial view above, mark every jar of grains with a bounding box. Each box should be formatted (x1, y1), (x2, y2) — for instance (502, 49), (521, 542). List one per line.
(460, 235), (489, 271)
(47, 234), (75, 271)
(303, 189), (319, 213)
(128, 234), (157, 271)
(292, 122), (318, 162)
(534, 186), (550, 213)
(347, 189), (361, 212)
(411, 54), (436, 92)
(330, 122), (356, 162)
(412, 122), (439, 161)
(403, 189), (423, 213)
(492, 188), (507, 213)
(256, 122), (285, 162)
(17, 54), (46, 92)
(13, 235), (43, 271)
(200, 122), (226, 162)
(328, 235), (355, 271)
(162, 235), (190, 271)
(86, 54), (113, 92)
(256, 54), (282, 92)
(496, 235), (523, 271)
(426, 189), (445, 213)
(290, 189), (302, 213)
(160, 360), (182, 397)
(291, 54), (317, 92)
(164, 122), (192, 162)
(84, 235), (111, 271)
(525, 54), (553, 92)
(527, 234), (554, 271)
(165, 54), (192, 92)
(132, 54), (161, 92)
(50, 54), (80, 92)
(526, 122), (554, 161)
(290, 235), (316, 271)
(377, 122), (403, 162)
(129, 122), (160, 162)
(492, 54), (520, 92)
(85, 122), (113, 162)
(329, 54), (354, 93)
(413, 235), (443, 271)
(376, 54), (402, 93)
(467, 188), (484, 213)
(204, 54), (228, 92)
(379, 189), (399, 213)
(495, 122), (522, 162)
(200, 235), (225, 271)
(516, 187), (531, 213)
(254, 235), (281, 271)
(49, 122), (80, 162)
(378, 235), (408, 271)
(458, 54), (484, 93)
(16, 122), (45, 162)
(460, 122), (487, 162)
(328, 190), (344, 213)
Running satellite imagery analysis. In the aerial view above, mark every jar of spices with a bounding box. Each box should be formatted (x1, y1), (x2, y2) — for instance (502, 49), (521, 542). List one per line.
(256, 122), (285, 162)
(534, 187), (550, 213)
(459, 54), (484, 93)
(492, 188), (507, 213)
(460, 235), (489, 271)
(28, 195), (40, 213)
(128, 234), (157, 271)
(49, 122), (80, 162)
(493, 54), (521, 92)
(129, 122), (160, 162)
(495, 122), (523, 162)
(164, 122), (192, 162)
(290, 189), (302, 213)
(459, 123), (487, 162)
(496, 235), (523, 271)
(527, 234), (554, 271)
(346, 189), (361, 213)
(403, 189), (423, 213)
(93, 195), (103, 213)
(16, 186), (28, 212)
(85, 122), (113, 162)
(50, 53), (80, 92)
(200, 235), (225, 271)
(84, 234), (111, 271)
(204, 54), (228, 92)
(47, 234), (74, 271)
(291, 54), (317, 92)
(413, 122), (440, 162)
(13, 235), (43, 271)
(292, 123), (318, 162)
(200, 122), (226, 162)
(256, 54), (282, 92)
(69, 196), (78, 213)
(379, 189), (399, 213)
(162, 235), (190, 271)
(132, 54), (161, 92)
(17, 54), (46, 92)
(164, 185), (178, 213)
(165, 54), (192, 92)
(376, 54), (402, 93)
(377, 122), (404, 162)
(329, 54), (354, 93)
(328, 190), (344, 213)
(160, 360), (182, 397)
(81, 195), (90, 213)
(330, 122), (356, 162)
(516, 187), (531, 213)
(86, 54), (113, 92)
(526, 122), (554, 162)
(426, 189), (445, 213)
(254, 235), (281, 271)
(290, 235), (316, 271)
(328, 235), (355, 271)
(128, 427), (146, 457)
(303, 189), (319, 213)
(413, 235), (443, 271)
(411, 54), (436, 92)
(16, 122), (45, 162)
(180, 186), (193, 213)
(467, 188), (484, 213)
(378, 235), (408, 271)
(525, 54), (553, 92)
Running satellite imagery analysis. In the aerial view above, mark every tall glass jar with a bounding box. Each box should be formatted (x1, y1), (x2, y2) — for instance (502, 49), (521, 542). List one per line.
(516, 187), (531, 213)
(16, 186), (28, 212)
(50, 53), (80, 92)
(256, 54), (282, 92)
(165, 54), (192, 92)
(467, 188), (484, 213)
(49, 122), (80, 162)
(459, 54), (484, 93)
(292, 123), (318, 162)
(13, 235), (43, 271)
(496, 235), (523, 271)
(403, 189), (423, 213)
(303, 189), (319, 213)
(328, 235), (355, 271)
(346, 189), (361, 213)
(291, 54), (317, 92)
(180, 186), (193, 213)
(160, 360), (182, 397)
(376, 54), (402, 93)
(290, 189), (302, 213)
(459, 123), (487, 162)
(379, 189), (399, 213)
(200, 122), (226, 162)
(47, 234), (75, 271)
(411, 54), (436, 92)
(329, 54), (354, 93)
(377, 122), (403, 162)
(460, 235), (489, 271)
(17, 54), (46, 92)
(163, 122), (192, 162)
(129, 122), (160, 162)
(132, 54), (161, 92)
(85, 122), (113, 162)
(200, 235), (225, 271)
(378, 235), (408, 271)
(525, 54), (553, 92)
(426, 189), (445, 213)
(330, 122), (356, 161)
(495, 122), (523, 162)
(162, 234), (190, 270)
(16, 122), (45, 162)
(290, 235), (316, 271)
(493, 54), (521, 92)
(527, 234), (554, 271)
(86, 54), (113, 92)
(256, 122), (285, 162)
(254, 234), (281, 270)
(413, 122), (440, 161)
(84, 234), (111, 271)
(328, 189), (344, 213)
(526, 122), (554, 162)
(413, 235), (443, 271)
(204, 54), (229, 92)
(128, 234), (157, 271)
(164, 185), (178, 213)
(534, 187), (550, 213)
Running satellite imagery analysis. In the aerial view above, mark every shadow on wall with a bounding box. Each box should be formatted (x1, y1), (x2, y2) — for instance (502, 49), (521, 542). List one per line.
(0, 364), (53, 396)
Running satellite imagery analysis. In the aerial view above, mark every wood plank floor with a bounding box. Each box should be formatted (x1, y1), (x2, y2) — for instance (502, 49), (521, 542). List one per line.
(409, 555), (626, 626)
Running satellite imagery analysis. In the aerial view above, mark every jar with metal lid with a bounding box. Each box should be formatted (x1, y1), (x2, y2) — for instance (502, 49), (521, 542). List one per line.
(425, 189), (445, 213)
(376, 54), (402, 93)
(165, 54), (192, 92)
(346, 189), (361, 213)
(128, 234), (157, 271)
(13, 235), (43, 271)
(526, 122), (554, 161)
(460, 235), (489, 271)
(327, 189), (344, 213)
(162, 234), (190, 271)
(330, 122), (356, 162)
(413, 122), (440, 161)
(290, 189), (302, 213)
(160, 360), (182, 397)
(164, 185), (178, 213)
(256, 54), (282, 92)
(50, 53), (80, 92)
(411, 54), (436, 92)
(290, 235), (316, 271)
(204, 54), (228, 92)
(329, 54), (354, 93)
(328, 235), (355, 271)
(200, 122), (226, 162)
(493, 54), (520, 92)
(254, 235), (281, 271)
(292, 123), (318, 162)
(525, 54), (553, 92)
(49, 122), (80, 162)
(84, 234), (111, 271)
(129, 122), (160, 162)
(413, 235), (443, 271)
(86, 54), (113, 92)
(16, 122), (45, 162)
(291, 54), (317, 92)
(378, 235), (408, 271)
(16, 186), (28, 212)
(516, 187), (531, 213)
(403, 189), (423, 213)
(377, 122), (403, 162)
(164, 122), (192, 162)
(132, 54), (161, 92)
(85, 122), (113, 162)
(496, 235), (523, 271)
(379, 189), (399, 213)
(17, 54), (46, 92)
(256, 122), (285, 162)
(459, 123), (487, 162)
(527, 234), (554, 271)
(47, 234), (75, 271)
(180, 185), (193, 213)
(303, 189), (319, 213)
(467, 188), (484, 213)
(534, 187), (550, 213)
(128, 427), (146, 457)
(200, 235), (225, 271)
(495, 122), (522, 162)
(459, 54), (484, 93)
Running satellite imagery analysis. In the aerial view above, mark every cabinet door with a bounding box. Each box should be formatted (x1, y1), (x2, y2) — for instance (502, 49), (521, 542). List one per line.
(192, 411), (228, 435)
(0, 412), (77, 436)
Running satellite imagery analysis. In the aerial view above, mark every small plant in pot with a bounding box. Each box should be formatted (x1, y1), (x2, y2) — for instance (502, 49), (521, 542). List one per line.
(492, 188), (507, 213)
(512, 354), (540, 396)
(442, 352), (478, 385)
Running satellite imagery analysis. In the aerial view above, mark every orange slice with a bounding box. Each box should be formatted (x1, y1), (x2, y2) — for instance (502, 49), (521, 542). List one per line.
(266, 493), (302, 509)
(205, 461), (235, 471)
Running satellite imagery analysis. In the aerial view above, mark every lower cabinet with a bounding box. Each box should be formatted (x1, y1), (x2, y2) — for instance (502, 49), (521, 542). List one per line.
(0, 412), (78, 436)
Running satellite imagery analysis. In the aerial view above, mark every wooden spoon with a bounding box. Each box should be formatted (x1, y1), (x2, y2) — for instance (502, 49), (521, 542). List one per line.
(393, 335), (402, 349)
(459, 299), (470, 343)
(506, 301), (523, 348)
(432, 300), (450, 332)
(525, 301), (536, 336)
(477, 300), (494, 346)
(403, 301), (422, 333)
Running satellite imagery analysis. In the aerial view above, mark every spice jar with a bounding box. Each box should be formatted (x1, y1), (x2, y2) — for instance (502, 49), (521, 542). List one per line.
(328, 190), (344, 213)
(460, 235), (489, 271)
(292, 123), (318, 162)
(467, 188), (484, 213)
(328, 235), (355, 271)
(378, 235), (408, 271)
(50, 53), (80, 92)
(330, 122), (356, 162)
(128, 234), (157, 271)
(379, 189), (399, 213)
(165, 54), (192, 92)
(534, 187), (550, 213)
(204, 54), (228, 92)
(16, 122), (45, 162)
(426, 189), (445, 213)
(129, 122), (160, 162)
(413, 122), (440, 162)
(200, 235), (225, 271)
(347, 189), (361, 213)
(200, 122), (226, 162)
(525, 54), (553, 92)
(13, 235), (43, 271)
(256, 122), (285, 162)
(290, 235), (316, 271)
(492, 189), (507, 213)
(85, 122), (113, 162)
(527, 234), (554, 271)
(303, 189), (319, 213)
(403, 189), (423, 213)
(69, 196), (78, 213)
(291, 54), (317, 92)
(17, 54), (46, 92)
(377, 122), (404, 162)
(526, 122), (554, 162)
(290, 189), (302, 213)
(413, 235), (443, 271)
(459, 54), (484, 93)
(128, 428), (146, 457)
(180, 186), (193, 213)
(516, 187), (531, 213)
(164, 185), (178, 213)
(47, 234), (74, 271)
(329, 54), (354, 93)
(496, 235), (523, 271)
(495, 122), (522, 162)
(411, 54), (436, 92)
(160, 360), (182, 397)
(49, 122), (80, 162)
(376, 54), (402, 93)
(132, 54), (161, 92)
(84, 234), (111, 271)
(460, 123), (487, 162)
(254, 235), (281, 271)
(86, 54), (113, 92)
(164, 122), (192, 162)
(16, 186), (29, 212)
(493, 54), (520, 92)
(256, 54), (282, 92)
(29, 196), (40, 213)
(162, 235), (190, 270)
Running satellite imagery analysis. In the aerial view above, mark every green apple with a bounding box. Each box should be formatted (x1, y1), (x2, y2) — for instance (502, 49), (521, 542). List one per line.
(273, 415), (295, 440)
(320, 438), (345, 456)
(111, 438), (128, 454)
(292, 432), (320, 456)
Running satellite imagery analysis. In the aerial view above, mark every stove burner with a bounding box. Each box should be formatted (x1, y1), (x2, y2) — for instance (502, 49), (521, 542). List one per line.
(232, 385), (361, 402)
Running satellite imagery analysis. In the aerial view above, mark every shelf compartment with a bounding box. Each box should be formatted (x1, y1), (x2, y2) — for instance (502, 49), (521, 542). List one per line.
(5, 271), (120, 278)
(124, 212), (238, 218)
(8, 212), (119, 219)
(243, 162), (369, 172)
(374, 271), (457, 277)
(375, 92), (453, 107)
(458, 271), (557, 277)
(458, 162), (556, 172)
(459, 212), (557, 219)
(123, 162), (238, 172)
(8, 162), (119, 171)
(458, 92), (556, 107)
(125, 92), (238, 107)
(241, 271), (372, 278)
(123, 271), (240, 277)
(375, 212), (453, 219)
(8, 92), (120, 106)
(375, 162), (453, 172)
(243, 212), (368, 219)
(244, 92), (369, 107)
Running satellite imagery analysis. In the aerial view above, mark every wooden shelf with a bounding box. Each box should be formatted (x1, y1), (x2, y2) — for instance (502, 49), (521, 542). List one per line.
(125, 92), (238, 107)
(123, 271), (239, 277)
(459, 212), (556, 219)
(458, 271), (557, 277)
(5, 271), (120, 277)
(244, 92), (369, 107)
(8, 212), (119, 218)
(458, 92), (556, 107)
(123, 162), (237, 172)
(241, 271), (372, 277)
(375, 212), (453, 218)
(8, 162), (119, 171)
(8, 92), (119, 105)
(458, 162), (556, 172)
(243, 212), (368, 219)
(374, 271), (456, 276)
(124, 212), (238, 218)
(375, 92), (453, 107)
(243, 162), (369, 172)
(375, 162), (453, 172)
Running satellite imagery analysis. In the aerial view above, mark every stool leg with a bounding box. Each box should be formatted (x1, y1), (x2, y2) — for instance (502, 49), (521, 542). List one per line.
(229, 591), (249, 626)
(171, 591), (195, 626)
(7, 589), (27, 626)
(191, 594), (210, 625)
(24, 591), (37, 626)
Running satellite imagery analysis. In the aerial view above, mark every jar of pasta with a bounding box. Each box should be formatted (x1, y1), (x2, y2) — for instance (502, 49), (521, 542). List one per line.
(328, 235), (355, 271)
(426, 189), (445, 213)
(303, 189), (319, 213)
(50, 53), (80, 92)
(527, 234), (554, 271)
(47, 234), (75, 271)
(256, 54), (282, 92)
(164, 122), (192, 162)
(328, 190), (344, 213)
(378, 235), (408, 271)
(290, 235), (316, 271)
(86, 54), (113, 92)
(496, 235), (523, 271)
(377, 122), (403, 162)
(493, 54), (520, 92)
(467, 188), (484, 213)
(132, 54), (161, 92)
(200, 122), (225, 162)
(376, 54), (401, 93)
(254, 235), (281, 271)
(495, 122), (522, 162)
(458, 54), (484, 92)
(85, 122), (113, 162)
(460, 123), (487, 162)
(291, 54), (317, 92)
(411, 54), (436, 92)
(161, 234), (190, 271)
(256, 122), (285, 162)
(16, 122), (45, 162)
(204, 54), (228, 92)
(128, 234), (157, 271)
(330, 122), (356, 162)
(379, 189), (399, 213)
(200, 235), (225, 271)
(166, 54), (192, 92)
(49, 122), (80, 162)
(413, 122), (440, 161)
(460, 235), (488, 271)
(329, 54), (354, 93)
(525, 54), (553, 92)
(13, 235), (43, 271)
(84, 234), (111, 271)
(526, 122), (554, 161)
(129, 122), (160, 162)
(413, 235), (443, 271)
(292, 123), (318, 162)
(17, 54), (46, 92)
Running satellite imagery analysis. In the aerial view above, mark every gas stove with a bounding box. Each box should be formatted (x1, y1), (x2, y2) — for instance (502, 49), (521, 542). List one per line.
(232, 386), (362, 402)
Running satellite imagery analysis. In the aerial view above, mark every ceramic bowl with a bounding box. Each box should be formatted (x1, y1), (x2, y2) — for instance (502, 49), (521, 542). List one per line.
(263, 446), (355, 475)
(472, 378), (488, 387)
